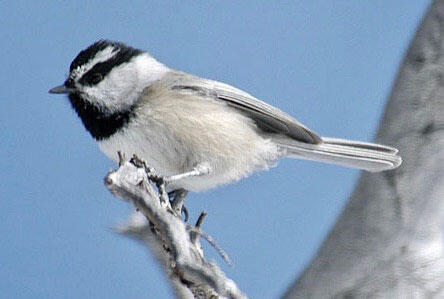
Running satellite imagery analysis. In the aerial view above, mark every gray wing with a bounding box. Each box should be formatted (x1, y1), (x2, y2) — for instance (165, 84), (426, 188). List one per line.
(168, 72), (322, 144)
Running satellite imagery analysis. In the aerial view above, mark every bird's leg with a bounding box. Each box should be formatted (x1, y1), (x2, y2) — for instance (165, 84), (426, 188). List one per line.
(129, 158), (210, 220)
(168, 189), (189, 222)
(164, 163), (211, 183)
(162, 163), (210, 221)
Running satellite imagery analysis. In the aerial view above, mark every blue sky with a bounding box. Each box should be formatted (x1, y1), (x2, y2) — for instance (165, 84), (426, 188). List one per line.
(1, 1), (430, 298)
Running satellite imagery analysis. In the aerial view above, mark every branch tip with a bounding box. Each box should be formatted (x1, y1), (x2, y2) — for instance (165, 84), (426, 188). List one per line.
(196, 210), (207, 229)
(104, 154), (245, 298)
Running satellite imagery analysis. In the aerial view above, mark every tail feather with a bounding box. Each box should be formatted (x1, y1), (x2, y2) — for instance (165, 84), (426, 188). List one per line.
(276, 137), (402, 172)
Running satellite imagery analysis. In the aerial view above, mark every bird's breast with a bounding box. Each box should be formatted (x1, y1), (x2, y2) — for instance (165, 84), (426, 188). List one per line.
(98, 91), (281, 191)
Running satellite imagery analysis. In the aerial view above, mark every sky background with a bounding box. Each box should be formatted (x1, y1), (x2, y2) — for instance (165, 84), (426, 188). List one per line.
(0, 1), (431, 298)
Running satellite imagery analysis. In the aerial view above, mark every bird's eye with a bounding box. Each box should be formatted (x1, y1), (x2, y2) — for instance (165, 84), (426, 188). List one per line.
(90, 73), (103, 85)
(65, 78), (75, 88)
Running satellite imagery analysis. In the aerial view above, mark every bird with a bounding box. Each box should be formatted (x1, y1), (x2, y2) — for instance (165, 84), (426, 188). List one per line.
(49, 40), (401, 194)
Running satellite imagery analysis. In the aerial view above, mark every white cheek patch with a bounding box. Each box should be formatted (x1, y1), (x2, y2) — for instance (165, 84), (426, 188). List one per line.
(81, 62), (139, 111)
(77, 53), (170, 113)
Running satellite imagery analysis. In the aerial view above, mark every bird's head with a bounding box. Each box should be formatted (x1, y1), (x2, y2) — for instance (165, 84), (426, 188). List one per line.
(49, 40), (168, 113)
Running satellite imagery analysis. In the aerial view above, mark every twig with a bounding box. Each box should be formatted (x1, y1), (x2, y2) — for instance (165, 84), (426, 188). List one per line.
(105, 158), (246, 299)
(187, 224), (234, 267)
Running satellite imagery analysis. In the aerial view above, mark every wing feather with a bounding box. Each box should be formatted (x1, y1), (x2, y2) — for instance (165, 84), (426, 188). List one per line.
(168, 73), (322, 144)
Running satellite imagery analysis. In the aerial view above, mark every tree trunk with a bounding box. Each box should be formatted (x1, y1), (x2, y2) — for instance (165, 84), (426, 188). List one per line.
(285, 1), (444, 298)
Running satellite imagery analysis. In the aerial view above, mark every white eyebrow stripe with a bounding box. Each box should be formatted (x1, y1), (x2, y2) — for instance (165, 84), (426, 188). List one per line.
(71, 46), (119, 80)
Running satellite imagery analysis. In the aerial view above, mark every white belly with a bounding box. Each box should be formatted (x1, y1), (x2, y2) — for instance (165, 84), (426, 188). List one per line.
(98, 93), (281, 191)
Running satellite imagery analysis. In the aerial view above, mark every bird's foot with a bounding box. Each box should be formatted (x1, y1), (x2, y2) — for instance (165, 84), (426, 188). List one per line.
(168, 189), (189, 222)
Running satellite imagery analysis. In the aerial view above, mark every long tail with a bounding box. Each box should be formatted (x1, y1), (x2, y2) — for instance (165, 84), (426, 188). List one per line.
(276, 137), (402, 172)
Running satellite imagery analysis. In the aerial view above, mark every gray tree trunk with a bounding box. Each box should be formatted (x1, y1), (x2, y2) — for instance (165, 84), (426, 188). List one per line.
(284, 1), (444, 298)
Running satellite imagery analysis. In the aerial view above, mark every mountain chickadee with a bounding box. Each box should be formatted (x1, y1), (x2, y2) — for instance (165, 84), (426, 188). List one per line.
(49, 40), (401, 192)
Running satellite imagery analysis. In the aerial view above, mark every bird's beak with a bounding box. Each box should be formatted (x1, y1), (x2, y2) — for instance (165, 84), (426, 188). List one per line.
(48, 84), (74, 94)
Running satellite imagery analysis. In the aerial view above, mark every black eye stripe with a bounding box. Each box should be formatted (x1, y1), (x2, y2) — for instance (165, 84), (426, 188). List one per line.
(79, 59), (115, 86)
(70, 40), (110, 72)
(71, 40), (142, 86)
(65, 77), (75, 88)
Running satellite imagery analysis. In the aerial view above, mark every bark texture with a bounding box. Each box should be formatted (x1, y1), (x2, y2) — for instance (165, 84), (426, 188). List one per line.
(105, 160), (246, 299)
(285, 1), (444, 298)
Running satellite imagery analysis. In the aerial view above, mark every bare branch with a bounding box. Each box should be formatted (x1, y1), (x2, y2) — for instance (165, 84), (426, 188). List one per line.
(105, 160), (246, 299)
